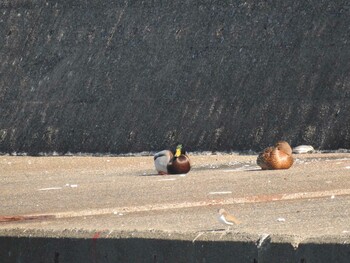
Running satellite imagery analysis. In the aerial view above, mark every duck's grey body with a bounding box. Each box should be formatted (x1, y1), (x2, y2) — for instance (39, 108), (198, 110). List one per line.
(154, 150), (173, 174)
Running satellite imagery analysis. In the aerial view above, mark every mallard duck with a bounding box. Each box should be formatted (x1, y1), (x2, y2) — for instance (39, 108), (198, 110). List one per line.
(257, 141), (294, 170)
(154, 144), (191, 175)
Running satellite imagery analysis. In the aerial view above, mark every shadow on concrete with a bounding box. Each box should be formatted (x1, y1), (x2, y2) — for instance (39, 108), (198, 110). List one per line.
(1, 236), (350, 263)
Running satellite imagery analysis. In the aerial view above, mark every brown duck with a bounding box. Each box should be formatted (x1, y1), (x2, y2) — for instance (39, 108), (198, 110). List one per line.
(154, 144), (191, 175)
(257, 141), (294, 170)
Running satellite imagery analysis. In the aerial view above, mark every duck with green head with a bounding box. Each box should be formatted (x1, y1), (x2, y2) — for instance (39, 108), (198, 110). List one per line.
(154, 144), (191, 175)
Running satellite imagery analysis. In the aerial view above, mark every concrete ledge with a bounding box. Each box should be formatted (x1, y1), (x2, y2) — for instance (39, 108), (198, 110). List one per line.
(1, 230), (350, 263)
(1, 154), (350, 262)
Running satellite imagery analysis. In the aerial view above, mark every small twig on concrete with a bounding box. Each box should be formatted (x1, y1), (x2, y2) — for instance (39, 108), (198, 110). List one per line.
(192, 232), (205, 243)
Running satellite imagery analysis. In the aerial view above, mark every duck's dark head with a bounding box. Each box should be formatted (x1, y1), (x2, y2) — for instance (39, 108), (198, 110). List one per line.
(174, 144), (183, 157)
(174, 144), (187, 157)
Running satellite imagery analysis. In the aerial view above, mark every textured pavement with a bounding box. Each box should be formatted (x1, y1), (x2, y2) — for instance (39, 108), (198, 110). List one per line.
(0, 153), (350, 245)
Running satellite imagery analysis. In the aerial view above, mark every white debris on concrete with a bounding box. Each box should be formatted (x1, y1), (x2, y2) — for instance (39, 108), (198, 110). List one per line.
(293, 145), (315, 154)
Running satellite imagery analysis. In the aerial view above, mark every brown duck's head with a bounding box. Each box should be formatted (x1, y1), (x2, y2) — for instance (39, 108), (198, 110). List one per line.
(275, 141), (292, 155)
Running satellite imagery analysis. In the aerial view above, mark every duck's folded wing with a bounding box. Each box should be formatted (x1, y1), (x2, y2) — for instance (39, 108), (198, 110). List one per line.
(257, 147), (273, 169)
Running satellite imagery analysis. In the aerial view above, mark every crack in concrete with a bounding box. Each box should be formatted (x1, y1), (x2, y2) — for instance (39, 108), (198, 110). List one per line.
(1, 188), (350, 222)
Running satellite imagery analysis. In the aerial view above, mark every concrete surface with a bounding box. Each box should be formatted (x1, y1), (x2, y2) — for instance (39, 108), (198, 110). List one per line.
(0, 153), (350, 262)
(1, 1), (350, 154)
